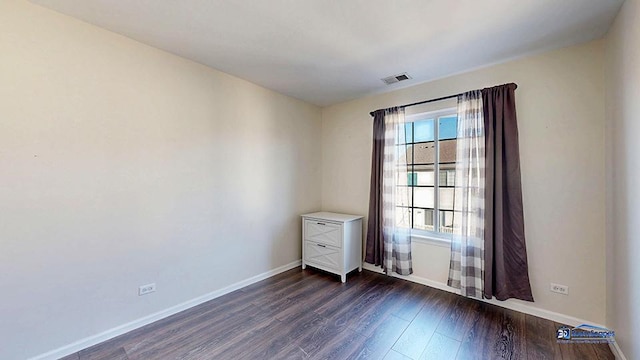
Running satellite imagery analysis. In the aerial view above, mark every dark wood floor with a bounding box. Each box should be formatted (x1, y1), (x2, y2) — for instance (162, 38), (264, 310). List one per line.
(60, 268), (614, 360)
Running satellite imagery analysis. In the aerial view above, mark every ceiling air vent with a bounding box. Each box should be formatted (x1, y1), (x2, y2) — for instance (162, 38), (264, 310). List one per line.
(381, 72), (412, 85)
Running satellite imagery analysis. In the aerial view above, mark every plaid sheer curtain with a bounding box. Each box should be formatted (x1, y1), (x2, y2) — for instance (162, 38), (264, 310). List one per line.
(447, 90), (485, 298)
(365, 107), (412, 276)
(382, 108), (412, 275)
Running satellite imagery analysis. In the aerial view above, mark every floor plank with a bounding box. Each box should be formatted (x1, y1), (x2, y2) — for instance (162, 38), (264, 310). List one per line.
(58, 353), (79, 360)
(310, 329), (368, 360)
(349, 279), (427, 337)
(62, 269), (613, 360)
(592, 343), (615, 360)
(384, 349), (413, 360)
(348, 314), (410, 360)
(391, 289), (456, 359)
(251, 312), (328, 359)
(558, 342), (598, 359)
(390, 283), (434, 323)
(456, 303), (526, 360)
(275, 271), (375, 323)
(275, 311), (354, 359)
(436, 294), (482, 342)
(524, 314), (562, 359)
(419, 332), (461, 360)
(78, 346), (128, 360)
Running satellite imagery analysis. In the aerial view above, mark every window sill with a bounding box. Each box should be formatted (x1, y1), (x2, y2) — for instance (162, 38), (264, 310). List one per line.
(410, 234), (451, 248)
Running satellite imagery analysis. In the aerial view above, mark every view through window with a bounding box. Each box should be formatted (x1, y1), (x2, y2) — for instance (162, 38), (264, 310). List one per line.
(396, 109), (459, 238)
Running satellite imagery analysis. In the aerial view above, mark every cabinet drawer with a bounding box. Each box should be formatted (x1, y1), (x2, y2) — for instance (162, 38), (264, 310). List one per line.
(304, 220), (342, 247)
(304, 241), (341, 270)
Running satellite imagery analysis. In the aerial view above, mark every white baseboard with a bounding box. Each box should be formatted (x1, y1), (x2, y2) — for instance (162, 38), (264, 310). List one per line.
(609, 340), (627, 360)
(29, 260), (302, 360)
(362, 263), (607, 329)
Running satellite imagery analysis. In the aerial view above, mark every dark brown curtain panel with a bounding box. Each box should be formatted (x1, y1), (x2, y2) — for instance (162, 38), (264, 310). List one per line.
(365, 110), (385, 266)
(482, 84), (534, 302)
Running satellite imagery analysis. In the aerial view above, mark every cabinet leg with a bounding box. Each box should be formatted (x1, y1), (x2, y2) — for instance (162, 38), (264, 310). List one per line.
(302, 263), (306, 270)
(341, 274), (346, 283)
(358, 265), (362, 272)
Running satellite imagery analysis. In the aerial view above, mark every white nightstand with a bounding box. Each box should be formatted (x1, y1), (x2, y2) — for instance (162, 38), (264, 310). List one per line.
(301, 212), (363, 283)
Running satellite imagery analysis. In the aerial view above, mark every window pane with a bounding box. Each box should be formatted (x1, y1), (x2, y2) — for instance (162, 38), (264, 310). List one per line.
(405, 123), (413, 143)
(396, 207), (411, 228)
(439, 169), (455, 187)
(439, 170), (447, 187)
(395, 186), (412, 207)
(440, 210), (455, 234)
(414, 187), (434, 209)
(413, 142), (435, 164)
(438, 139), (457, 164)
(415, 166), (434, 186)
(439, 116), (457, 140)
(396, 123), (413, 144)
(414, 119), (434, 142)
(413, 208), (434, 231)
(454, 186), (463, 212)
(397, 145), (412, 164)
(407, 172), (417, 186)
(439, 187), (455, 211)
(394, 144), (413, 164)
(398, 169), (408, 186)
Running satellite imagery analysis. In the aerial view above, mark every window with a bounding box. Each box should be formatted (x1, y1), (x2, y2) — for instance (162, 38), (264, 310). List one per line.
(396, 108), (459, 239)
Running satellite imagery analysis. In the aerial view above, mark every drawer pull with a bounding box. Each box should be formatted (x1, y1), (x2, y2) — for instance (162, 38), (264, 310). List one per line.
(317, 244), (326, 248)
(317, 222), (326, 225)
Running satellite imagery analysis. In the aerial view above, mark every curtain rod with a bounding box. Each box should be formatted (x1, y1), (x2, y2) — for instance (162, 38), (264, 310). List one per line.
(369, 83), (518, 117)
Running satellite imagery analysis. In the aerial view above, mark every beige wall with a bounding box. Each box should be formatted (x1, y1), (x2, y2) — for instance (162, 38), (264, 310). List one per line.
(322, 40), (606, 324)
(605, 0), (640, 358)
(0, 1), (321, 359)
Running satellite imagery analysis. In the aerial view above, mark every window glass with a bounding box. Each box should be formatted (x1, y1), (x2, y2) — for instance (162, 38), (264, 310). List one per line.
(439, 188), (455, 210)
(396, 207), (411, 228)
(407, 173), (417, 186)
(413, 208), (434, 231)
(414, 143), (435, 164)
(413, 119), (434, 142)
(413, 187), (434, 209)
(440, 210), (455, 234)
(439, 116), (457, 140)
(395, 186), (412, 208)
(416, 166), (434, 186)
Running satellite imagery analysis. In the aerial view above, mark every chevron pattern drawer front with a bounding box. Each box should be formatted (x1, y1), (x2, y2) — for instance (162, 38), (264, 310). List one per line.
(304, 220), (342, 248)
(304, 241), (341, 270)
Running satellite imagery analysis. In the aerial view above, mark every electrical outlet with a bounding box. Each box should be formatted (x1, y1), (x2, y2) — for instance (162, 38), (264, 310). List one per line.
(550, 283), (569, 295)
(138, 283), (156, 296)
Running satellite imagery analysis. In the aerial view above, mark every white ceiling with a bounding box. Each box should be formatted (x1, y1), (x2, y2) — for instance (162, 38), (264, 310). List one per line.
(31, 0), (623, 106)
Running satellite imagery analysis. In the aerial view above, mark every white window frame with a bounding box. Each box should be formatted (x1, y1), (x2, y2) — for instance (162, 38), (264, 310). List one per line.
(404, 107), (457, 244)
